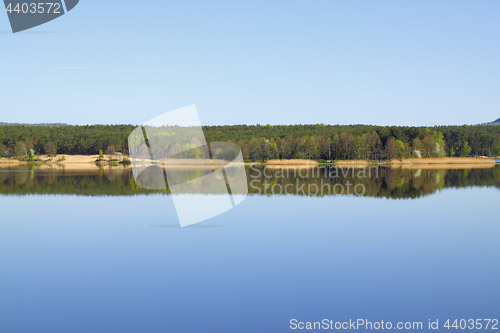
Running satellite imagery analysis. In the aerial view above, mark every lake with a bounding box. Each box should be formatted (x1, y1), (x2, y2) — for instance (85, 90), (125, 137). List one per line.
(1, 165), (499, 332)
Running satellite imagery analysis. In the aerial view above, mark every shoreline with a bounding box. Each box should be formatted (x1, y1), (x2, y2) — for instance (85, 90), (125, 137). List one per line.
(390, 157), (496, 164)
(388, 157), (497, 170)
(1, 155), (498, 171)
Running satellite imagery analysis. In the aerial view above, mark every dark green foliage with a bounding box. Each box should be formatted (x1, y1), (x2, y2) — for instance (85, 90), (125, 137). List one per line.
(0, 123), (499, 160)
(458, 141), (472, 157)
(14, 142), (27, 157)
(0, 124), (135, 156)
(0, 145), (9, 157)
(436, 124), (500, 156)
(494, 138), (500, 156)
(46, 141), (57, 157)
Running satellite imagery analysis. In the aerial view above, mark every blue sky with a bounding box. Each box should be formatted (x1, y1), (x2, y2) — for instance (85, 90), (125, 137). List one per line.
(1, 1), (499, 126)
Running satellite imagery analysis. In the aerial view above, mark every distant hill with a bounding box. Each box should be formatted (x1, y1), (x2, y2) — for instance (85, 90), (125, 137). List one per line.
(0, 122), (68, 127)
(485, 118), (500, 126)
(478, 118), (500, 126)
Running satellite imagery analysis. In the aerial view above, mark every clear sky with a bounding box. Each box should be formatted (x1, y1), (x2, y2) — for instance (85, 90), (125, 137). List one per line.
(1, 1), (499, 126)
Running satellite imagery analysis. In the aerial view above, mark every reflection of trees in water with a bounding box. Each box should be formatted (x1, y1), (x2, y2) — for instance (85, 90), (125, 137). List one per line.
(246, 167), (446, 198)
(14, 171), (28, 185)
(247, 166), (499, 198)
(0, 166), (499, 198)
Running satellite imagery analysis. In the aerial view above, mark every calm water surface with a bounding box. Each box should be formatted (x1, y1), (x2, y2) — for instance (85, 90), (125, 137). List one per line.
(1, 166), (499, 332)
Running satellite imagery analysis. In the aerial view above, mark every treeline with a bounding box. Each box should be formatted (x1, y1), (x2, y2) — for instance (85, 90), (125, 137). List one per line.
(206, 124), (500, 160)
(1, 123), (499, 160)
(0, 125), (135, 157)
(0, 122), (68, 127)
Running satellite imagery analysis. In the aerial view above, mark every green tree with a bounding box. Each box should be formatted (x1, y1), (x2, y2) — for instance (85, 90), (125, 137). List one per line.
(432, 131), (446, 157)
(422, 133), (435, 157)
(0, 145), (8, 157)
(384, 137), (397, 160)
(236, 139), (249, 160)
(25, 139), (34, 152)
(167, 143), (181, 157)
(28, 149), (35, 162)
(247, 138), (261, 161)
(412, 138), (423, 158)
(332, 134), (340, 160)
(368, 132), (382, 160)
(267, 138), (278, 159)
(14, 142), (27, 157)
(260, 138), (272, 161)
(46, 142), (58, 157)
(494, 138), (500, 157)
(459, 141), (471, 157)
(395, 139), (405, 160)
(322, 137), (333, 161)
(181, 143), (201, 159)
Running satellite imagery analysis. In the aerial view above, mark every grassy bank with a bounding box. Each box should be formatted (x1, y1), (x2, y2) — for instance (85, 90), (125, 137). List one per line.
(266, 159), (318, 166)
(389, 157), (496, 170)
(334, 160), (369, 167)
(390, 157), (496, 165)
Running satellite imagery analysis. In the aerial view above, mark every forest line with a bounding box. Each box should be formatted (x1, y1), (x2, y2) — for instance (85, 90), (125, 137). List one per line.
(1, 123), (499, 161)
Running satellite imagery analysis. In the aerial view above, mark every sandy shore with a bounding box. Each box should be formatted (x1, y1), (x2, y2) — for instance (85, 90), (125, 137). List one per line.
(334, 160), (369, 167)
(0, 155), (240, 170)
(265, 165), (318, 170)
(266, 159), (319, 166)
(0, 155), (116, 171)
(396, 163), (496, 170)
(1, 155), (497, 171)
(389, 157), (497, 169)
(46, 154), (101, 163)
(0, 158), (21, 164)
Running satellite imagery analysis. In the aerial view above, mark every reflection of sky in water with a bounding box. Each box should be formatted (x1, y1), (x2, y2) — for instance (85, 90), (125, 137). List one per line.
(0, 188), (499, 332)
